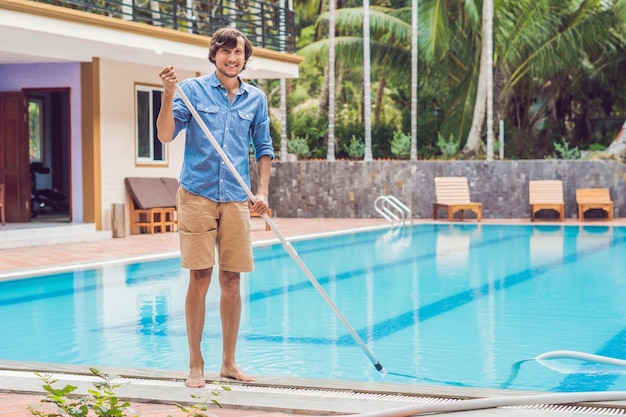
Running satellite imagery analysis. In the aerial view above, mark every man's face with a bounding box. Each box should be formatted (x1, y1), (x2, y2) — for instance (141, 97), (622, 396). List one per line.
(215, 37), (246, 79)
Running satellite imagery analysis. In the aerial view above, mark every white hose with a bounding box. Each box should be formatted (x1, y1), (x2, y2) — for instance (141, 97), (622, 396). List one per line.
(536, 350), (626, 373)
(350, 351), (626, 416)
(325, 391), (626, 417)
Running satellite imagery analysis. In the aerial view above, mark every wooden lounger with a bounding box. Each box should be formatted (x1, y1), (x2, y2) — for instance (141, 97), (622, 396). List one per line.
(125, 177), (178, 234)
(576, 188), (613, 221)
(433, 176), (482, 222)
(529, 180), (564, 222)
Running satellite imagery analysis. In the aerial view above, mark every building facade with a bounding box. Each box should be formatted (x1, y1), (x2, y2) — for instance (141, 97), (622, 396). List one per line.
(0, 0), (301, 234)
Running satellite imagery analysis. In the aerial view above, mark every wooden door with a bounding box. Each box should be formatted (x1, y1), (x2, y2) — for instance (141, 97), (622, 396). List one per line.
(0, 92), (30, 222)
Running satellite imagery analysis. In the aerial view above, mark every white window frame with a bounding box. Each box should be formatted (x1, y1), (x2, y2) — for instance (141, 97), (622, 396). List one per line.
(135, 84), (167, 165)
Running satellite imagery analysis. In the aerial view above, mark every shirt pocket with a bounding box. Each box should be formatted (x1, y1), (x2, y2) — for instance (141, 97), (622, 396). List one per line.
(196, 104), (220, 132)
(236, 110), (254, 137)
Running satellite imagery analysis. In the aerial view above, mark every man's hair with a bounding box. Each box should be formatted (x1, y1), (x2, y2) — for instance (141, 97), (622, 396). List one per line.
(208, 28), (253, 71)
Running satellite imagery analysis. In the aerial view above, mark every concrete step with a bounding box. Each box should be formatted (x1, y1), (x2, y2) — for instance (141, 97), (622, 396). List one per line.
(0, 222), (111, 249)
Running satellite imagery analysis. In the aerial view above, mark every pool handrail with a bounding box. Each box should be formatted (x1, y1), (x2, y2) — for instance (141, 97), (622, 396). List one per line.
(374, 195), (412, 227)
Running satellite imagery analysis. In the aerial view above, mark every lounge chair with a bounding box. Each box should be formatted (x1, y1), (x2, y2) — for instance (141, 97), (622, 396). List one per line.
(576, 188), (613, 221)
(529, 180), (564, 222)
(433, 176), (482, 222)
(125, 177), (178, 234)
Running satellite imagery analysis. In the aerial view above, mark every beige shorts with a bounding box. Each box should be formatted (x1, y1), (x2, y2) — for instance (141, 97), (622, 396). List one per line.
(177, 187), (253, 272)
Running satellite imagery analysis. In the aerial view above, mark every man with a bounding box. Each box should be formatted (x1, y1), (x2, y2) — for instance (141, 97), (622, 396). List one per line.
(156, 27), (274, 388)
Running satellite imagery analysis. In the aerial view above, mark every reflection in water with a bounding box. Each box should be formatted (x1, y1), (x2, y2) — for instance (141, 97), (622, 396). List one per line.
(435, 224), (481, 278)
(577, 225), (613, 252)
(374, 226), (413, 262)
(530, 225), (564, 268)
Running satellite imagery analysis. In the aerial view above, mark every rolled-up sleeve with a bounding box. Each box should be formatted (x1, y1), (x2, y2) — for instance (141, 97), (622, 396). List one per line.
(250, 95), (275, 161)
(172, 82), (193, 139)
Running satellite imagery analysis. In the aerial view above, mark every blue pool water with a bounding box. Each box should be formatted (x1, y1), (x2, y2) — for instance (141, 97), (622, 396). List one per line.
(2, 223), (626, 392)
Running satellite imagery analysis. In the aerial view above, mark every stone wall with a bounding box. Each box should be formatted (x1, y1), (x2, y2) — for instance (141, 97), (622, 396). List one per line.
(257, 160), (626, 219)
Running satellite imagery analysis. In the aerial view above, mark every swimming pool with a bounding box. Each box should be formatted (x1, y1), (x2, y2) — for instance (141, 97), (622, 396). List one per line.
(1, 223), (626, 392)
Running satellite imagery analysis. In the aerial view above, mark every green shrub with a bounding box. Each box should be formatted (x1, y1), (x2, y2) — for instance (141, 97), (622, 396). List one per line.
(390, 130), (411, 158)
(436, 132), (460, 159)
(552, 137), (580, 159)
(344, 135), (365, 159)
(27, 368), (228, 417)
(491, 140), (501, 157)
(171, 383), (231, 417)
(287, 136), (311, 158)
(588, 143), (606, 152)
(287, 108), (327, 155)
(28, 368), (133, 417)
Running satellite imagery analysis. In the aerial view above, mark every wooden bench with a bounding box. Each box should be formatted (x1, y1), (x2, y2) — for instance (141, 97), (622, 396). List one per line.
(433, 176), (482, 222)
(125, 177), (178, 234)
(576, 188), (613, 221)
(529, 180), (564, 222)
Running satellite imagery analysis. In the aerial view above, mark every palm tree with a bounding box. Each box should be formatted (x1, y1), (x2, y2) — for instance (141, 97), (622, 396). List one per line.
(299, 6), (414, 158)
(412, 0), (479, 146)
(296, 0), (626, 159)
(294, 0), (326, 22)
(410, 0), (419, 161)
(484, 0), (494, 161)
(464, 0), (626, 158)
(363, 0), (373, 161)
(463, 0), (493, 158)
(279, 0), (290, 160)
(327, 0), (337, 161)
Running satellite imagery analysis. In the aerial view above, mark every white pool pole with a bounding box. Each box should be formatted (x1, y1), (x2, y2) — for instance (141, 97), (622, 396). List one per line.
(175, 84), (385, 374)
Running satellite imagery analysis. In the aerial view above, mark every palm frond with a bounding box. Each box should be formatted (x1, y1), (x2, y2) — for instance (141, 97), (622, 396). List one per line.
(316, 7), (413, 47)
(299, 36), (410, 78)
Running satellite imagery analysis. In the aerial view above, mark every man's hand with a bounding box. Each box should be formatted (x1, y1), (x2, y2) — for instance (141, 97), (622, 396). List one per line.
(158, 65), (178, 93)
(156, 66), (178, 143)
(250, 194), (270, 215)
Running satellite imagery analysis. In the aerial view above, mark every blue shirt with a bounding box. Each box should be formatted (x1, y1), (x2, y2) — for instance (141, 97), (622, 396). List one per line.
(172, 72), (275, 202)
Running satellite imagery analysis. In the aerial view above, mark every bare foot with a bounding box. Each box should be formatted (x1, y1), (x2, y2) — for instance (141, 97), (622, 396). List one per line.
(185, 368), (206, 388)
(220, 365), (256, 382)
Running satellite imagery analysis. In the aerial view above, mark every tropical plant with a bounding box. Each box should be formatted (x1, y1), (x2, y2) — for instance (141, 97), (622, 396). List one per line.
(493, 0), (626, 157)
(436, 132), (460, 159)
(287, 136), (311, 158)
(171, 384), (232, 417)
(390, 130), (411, 158)
(27, 368), (228, 417)
(551, 137), (580, 160)
(289, 0), (626, 160)
(345, 134), (365, 159)
(298, 5), (415, 159)
(28, 368), (133, 417)
(463, 0), (493, 158)
(588, 143), (607, 152)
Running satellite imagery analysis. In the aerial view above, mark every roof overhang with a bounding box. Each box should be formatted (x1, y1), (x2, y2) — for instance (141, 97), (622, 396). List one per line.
(0, 0), (302, 79)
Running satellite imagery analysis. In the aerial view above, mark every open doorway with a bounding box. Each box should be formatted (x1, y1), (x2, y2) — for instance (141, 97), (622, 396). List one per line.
(26, 89), (71, 223)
